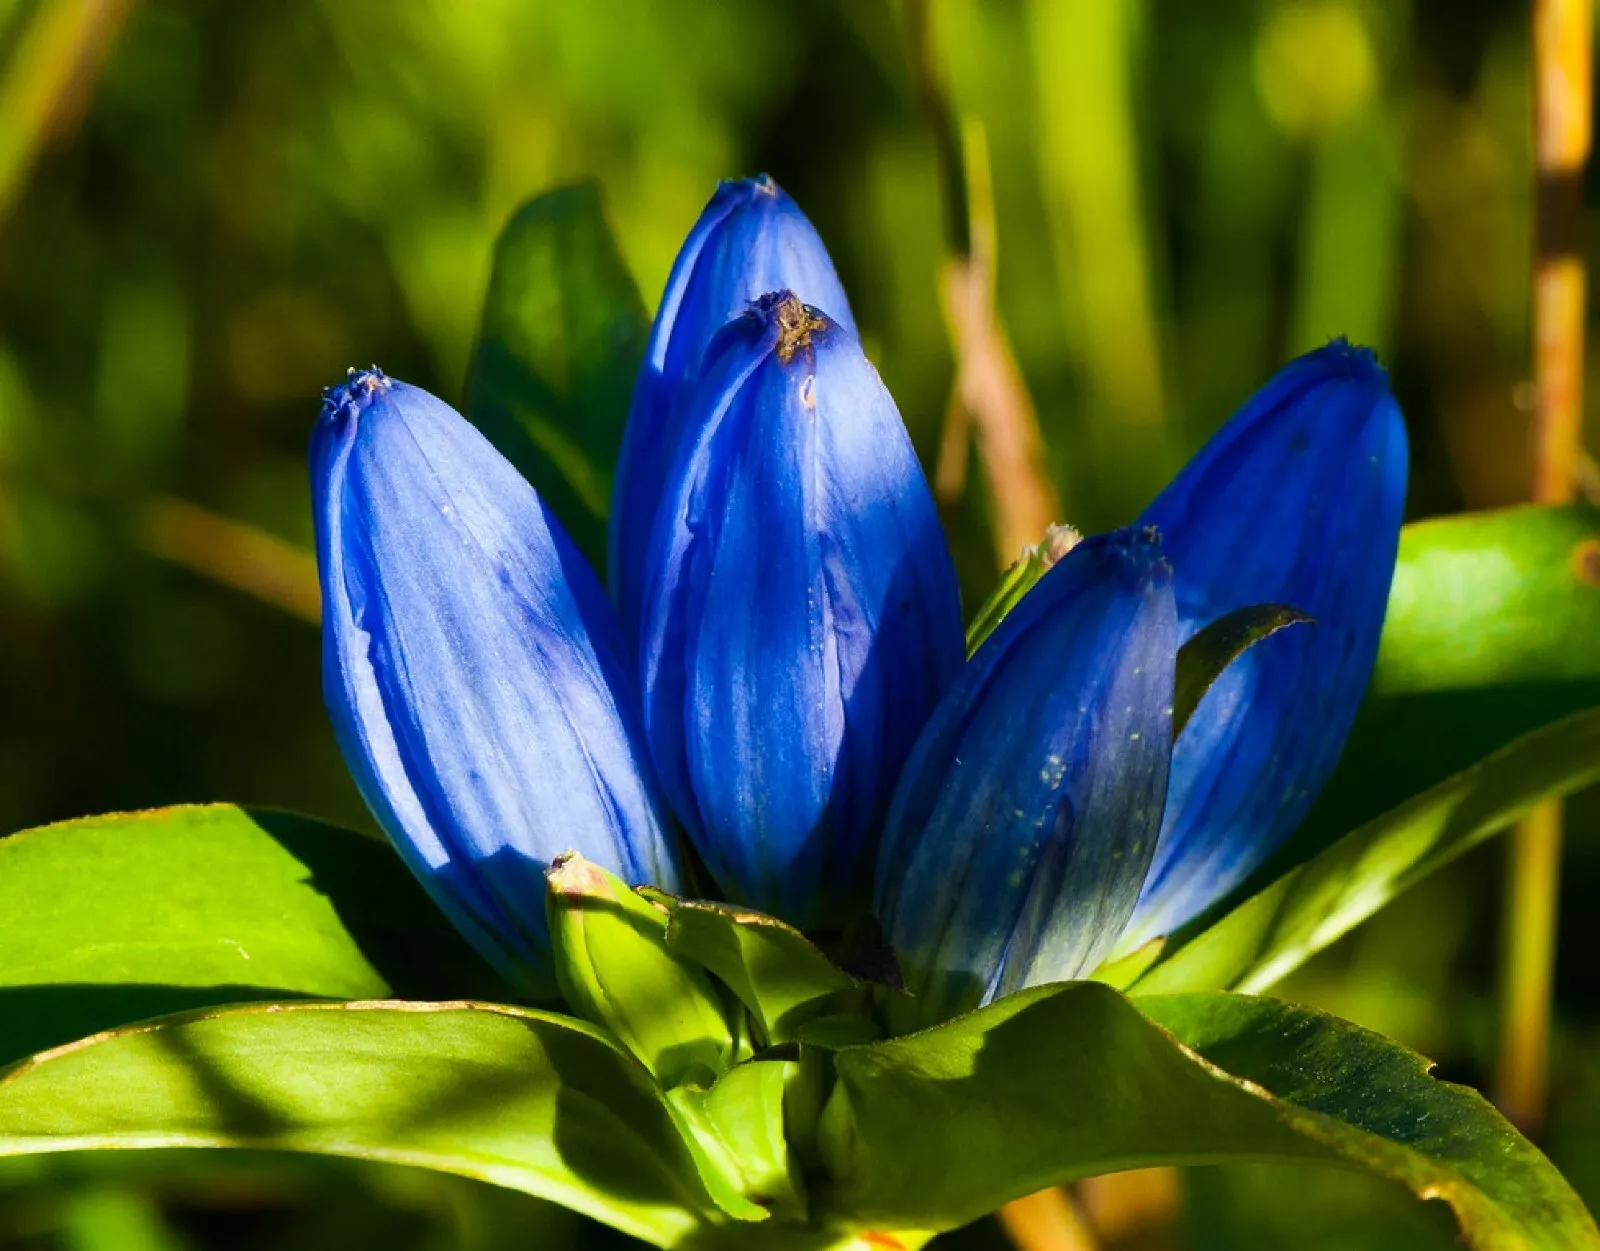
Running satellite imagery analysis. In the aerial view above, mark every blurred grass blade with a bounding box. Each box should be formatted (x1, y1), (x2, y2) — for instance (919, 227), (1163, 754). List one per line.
(1272, 2), (1411, 358)
(0, 805), (509, 1064)
(1279, 504), (1600, 865)
(0, 1001), (720, 1248)
(936, 116), (1060, 565)
(141, 497), (321, 625)
(817, 982), (1598, 1249)
(1498, 0), (1593, 1138)
(1026, 0), (1166, 433)
(465, 182), (649, 577)
(0, 0), (130, 226)
(1125, 705), (1600, 995)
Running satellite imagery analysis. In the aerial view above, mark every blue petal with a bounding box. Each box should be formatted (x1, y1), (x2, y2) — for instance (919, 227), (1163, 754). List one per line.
(1121, 339), (1408, 946)
(611, 176), (856, 642)
(312, 370), (681, 996)
(875, 528), (1177, 1028)
(639, 294), (962, 929)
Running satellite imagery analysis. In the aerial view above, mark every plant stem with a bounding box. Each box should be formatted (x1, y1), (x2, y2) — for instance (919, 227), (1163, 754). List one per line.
(996, 1187), (1101, 1251)
(1496, 0), (1593, 1135)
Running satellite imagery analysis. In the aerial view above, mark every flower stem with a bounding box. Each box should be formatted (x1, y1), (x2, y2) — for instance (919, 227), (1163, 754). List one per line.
(996, 1187), (1102, 1251)
(1496, 0), (1593, 1136)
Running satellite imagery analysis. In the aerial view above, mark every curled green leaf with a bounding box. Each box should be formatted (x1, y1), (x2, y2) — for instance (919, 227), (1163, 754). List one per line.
(816, 982), (1596, 1249)
(1173, 603), (1313, 739)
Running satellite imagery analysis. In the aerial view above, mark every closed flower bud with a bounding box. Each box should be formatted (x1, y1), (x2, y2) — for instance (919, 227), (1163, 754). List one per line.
(313, 369), (681, 997)
(546, 853), (734, 1088)
(1121, 339), (1408, 946)
(876, 528), (1178, 1031)
(639, 293), (964, 930)
(611, 176), (856, 640)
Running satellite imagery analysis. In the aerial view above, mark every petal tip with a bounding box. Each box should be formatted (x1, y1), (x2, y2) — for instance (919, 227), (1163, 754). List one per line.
(1099, 525), (1173, 591)
(716, 172), (783, 205)
(320, 365), (393, 426)
(1306, 337), (1389, 392)
(745, 289), (836, 362)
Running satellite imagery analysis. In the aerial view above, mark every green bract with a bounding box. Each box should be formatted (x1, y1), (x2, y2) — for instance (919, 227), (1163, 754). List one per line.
(2, 186), (1597, 1248)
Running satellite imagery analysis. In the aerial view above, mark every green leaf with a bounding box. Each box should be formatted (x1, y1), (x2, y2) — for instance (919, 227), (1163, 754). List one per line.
(0, 805), (509, 1063)
(1126, 707), (1600, 994)
(1173, 603), (1312, 737)
(817, 982), (1597, 1248)
(464, 182), (649, 575)
(661, 900), (875, 1048)
(0, 1000), (721, 1248)
(666, 1060), (808, 1225)
(1286, 504), (1600, 868)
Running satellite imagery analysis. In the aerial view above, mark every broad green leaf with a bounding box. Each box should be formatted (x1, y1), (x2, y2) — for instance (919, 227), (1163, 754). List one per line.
(1184, 1161), (1463, 1250)
(1287, 504), (1600, 868)
(1125, 708), (1600, 995)
(465, 182), (649, 575)
(1144, 994), (1598, 1248)
(0, 805), (507, 1063)
(0, 1001), (719, 1248)
(661, 900), (875, 1048)
(1172, 603), (1311, 737)
(817, 983), (1597, 1248)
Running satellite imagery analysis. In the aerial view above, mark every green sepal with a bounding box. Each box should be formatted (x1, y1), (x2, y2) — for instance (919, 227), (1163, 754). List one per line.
(666, 1060), (809, 1225)
(1088, 934), (1165, 988)
(962, 524), (1081, 656)
(545, 855), (735, 1088)
(659, 899), (878, 1049)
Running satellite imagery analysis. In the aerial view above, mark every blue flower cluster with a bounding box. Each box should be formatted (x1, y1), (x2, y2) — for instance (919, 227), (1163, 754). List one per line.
(311, 177), (1406, 1018)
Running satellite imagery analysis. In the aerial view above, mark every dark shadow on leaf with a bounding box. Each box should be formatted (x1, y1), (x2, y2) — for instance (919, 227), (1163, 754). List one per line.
(248, 810), (517, 1003)
(152, 1012), (293, 1138)
(0, 985), (314, 1069)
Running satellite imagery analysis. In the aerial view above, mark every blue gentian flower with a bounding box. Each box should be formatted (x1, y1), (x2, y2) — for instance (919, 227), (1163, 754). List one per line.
(313, 369), (681, 997)
(1121, 339), (1407, 946)
(874, 529), (1178, 1028)
(311, 169), (1405, 1039)
(611, 176), (855, 641)
(637, 291), (964, 929)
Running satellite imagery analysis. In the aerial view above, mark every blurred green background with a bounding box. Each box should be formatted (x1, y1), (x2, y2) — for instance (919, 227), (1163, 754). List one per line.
(0, 0), (1595, 1247)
